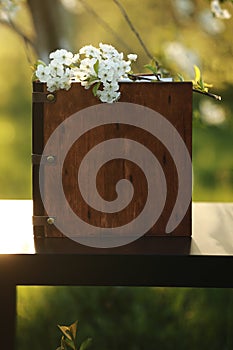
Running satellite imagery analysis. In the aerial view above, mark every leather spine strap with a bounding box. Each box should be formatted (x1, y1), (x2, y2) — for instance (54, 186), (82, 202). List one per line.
(32, 154), (56, 165)
(33, 216), (56, 226)
(32, 91), (56, 103)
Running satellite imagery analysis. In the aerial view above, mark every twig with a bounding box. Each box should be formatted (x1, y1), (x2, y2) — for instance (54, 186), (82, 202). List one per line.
(129, 75), (222, 99)
(6, 17), (34, 49)
(128, 73), (160, 81)
(112, 0), (156, 64)
(78, 0), (133, 54)
(192, 88), (222, 101)
(0, 16), (35, 64)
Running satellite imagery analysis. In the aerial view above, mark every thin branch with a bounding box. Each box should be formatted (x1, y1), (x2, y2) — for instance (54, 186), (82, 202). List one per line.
(0, 16), (35, 64)
(129, 74), (222, 99)
(3, 16), (35, 48)
(78, 0), (133, 54)
(112, 0), (157, 64)
(9, 17), (36, 64)
(192, 88), (222, 101)
(128, 73), (160, 82)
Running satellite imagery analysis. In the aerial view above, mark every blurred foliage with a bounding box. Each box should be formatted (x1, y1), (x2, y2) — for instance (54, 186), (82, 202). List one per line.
(0, 0), (232, 200)
(0, 25), (32, 198)
(16, 286), (233, 350)
(1, 3), (232, 350)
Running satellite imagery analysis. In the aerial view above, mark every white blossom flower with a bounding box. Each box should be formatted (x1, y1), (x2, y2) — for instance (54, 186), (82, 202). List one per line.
(98, 63), (116, 83)
(35, 61), (72, 92)
(127, 54), (138, 61)
(211, 0), (231, 19)
(96, 81), (121, 103)
(113, 60), (131, 77)
(49, 49), (74, 66)
(0, 0), (21, 15)
(79, 57), (97, 76)
(122, 61), (132, 73)
(103, 81), (119, 92)
(46, 77), (61, 92)
(35, 64), (51, 83)
(72, 53), (80, 63)
(73, 69), (88, 82)
(79, 45), (101, 59)
(97, 88), (120, 103)
(49, 60), (65, 77)
(59, 76), (73, 90)
(46, 69), (72, 92)
(99, 43), (120, 58)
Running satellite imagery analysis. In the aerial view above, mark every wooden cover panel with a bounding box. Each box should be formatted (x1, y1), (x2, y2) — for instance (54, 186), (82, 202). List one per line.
(32, 82), (192, 240)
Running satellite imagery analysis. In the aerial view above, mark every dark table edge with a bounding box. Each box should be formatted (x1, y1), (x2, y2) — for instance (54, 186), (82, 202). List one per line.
(1, 253), (232, 288)
(1, 253), (232, 350)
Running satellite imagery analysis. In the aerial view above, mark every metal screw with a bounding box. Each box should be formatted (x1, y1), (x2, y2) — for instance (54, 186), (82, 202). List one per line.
(47, 217), (55, 225)
(46, 155), (55, 163)
(47, 93), (55, 102)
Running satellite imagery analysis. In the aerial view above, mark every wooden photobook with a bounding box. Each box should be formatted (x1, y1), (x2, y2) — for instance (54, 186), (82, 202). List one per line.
(32, 81), (192, 252)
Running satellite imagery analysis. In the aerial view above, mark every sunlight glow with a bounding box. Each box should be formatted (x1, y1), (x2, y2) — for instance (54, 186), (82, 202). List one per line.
(0, 200), (35, 253)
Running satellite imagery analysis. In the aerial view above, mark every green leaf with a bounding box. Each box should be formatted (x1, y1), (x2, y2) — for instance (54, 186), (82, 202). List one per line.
(199, 77), (205, 90)
(194, 65), (201, 84)
(32, 59), (46, 69)
(57, 325), (73, 341)
(61, 337), (69, 350)
(177, 73), (184, 82)
(92, 82), (101, 96)
(79, 338), (92, 350)
(57, 321), (80, 350)
(31, 71), (38, 82)
(88, 75), (99, 84)
(93, 60), (99, 74)
(192, 65), (213, 93)
(144, 64), (158, 75)
(64, 339), (76, 350)
(69, 320), (78, 342)
(31, 59), (47, 81)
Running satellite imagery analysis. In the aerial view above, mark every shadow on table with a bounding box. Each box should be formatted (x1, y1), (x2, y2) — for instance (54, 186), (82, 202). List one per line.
(34, 236), (192, 255)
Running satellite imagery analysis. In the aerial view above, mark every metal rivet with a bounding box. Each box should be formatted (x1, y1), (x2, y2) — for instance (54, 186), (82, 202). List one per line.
(46, 155), (55, 163)
(47, 93), (55, 102)
(47, 217), (55, 225)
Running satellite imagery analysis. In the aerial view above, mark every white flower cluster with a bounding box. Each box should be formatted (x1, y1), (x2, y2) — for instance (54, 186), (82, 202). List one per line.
(35, 49), (79, 92)
(35, 44), (137, 103)
(210, 0), (231, 19)
(0, 0), (21, 16)
(77, 43), (137, 103)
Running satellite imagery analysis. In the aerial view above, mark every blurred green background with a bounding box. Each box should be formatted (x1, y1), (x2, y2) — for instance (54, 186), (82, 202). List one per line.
(0, 1), (233, 350)
(0, 0), (232, 200)
(17, 286), (233, 350)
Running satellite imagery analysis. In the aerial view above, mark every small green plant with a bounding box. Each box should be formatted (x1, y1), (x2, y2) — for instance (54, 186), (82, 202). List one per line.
(56, 320), (92, 350)
(192, 65), (221, 100)
(192, 65), (212, 93)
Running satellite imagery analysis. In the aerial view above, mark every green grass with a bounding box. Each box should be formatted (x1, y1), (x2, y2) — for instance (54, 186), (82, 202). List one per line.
(192, 122), (233, 201)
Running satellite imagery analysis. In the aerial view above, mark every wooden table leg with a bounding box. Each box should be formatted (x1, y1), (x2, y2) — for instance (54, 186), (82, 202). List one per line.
(0, 283), (16, 349)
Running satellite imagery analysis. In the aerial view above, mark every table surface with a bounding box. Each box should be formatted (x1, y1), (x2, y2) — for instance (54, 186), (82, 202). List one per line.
(0, 200), (232, 255)
(1, 201), (232, 350)
(0, 200), (233, 288)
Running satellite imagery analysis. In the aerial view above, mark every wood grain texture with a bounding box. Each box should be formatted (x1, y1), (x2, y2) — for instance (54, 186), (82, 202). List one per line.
(33, 82), (192, 239)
